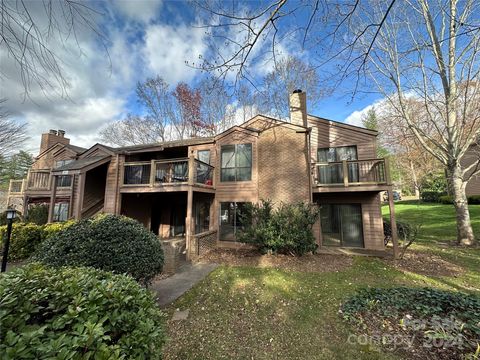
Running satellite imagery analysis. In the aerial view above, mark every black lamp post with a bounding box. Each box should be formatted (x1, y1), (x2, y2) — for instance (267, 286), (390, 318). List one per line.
(1, 208), (16, 273)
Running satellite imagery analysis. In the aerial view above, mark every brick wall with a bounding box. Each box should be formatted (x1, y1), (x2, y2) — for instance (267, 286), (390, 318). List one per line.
(257, 125), (310, 205)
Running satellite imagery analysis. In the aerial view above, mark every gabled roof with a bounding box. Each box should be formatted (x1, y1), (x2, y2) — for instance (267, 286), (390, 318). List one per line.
(52, 156), (110, 174)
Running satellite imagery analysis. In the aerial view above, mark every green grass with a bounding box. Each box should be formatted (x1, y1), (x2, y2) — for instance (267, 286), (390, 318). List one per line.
(163, 203), (480, 360)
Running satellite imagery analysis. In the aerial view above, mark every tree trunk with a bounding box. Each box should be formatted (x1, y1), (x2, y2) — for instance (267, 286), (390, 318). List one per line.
(409, 160), (420, 198)
(449, 164), (475, 246)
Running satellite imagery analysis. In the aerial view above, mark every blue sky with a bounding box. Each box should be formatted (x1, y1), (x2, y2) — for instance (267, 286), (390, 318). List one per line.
(1, 0), (381, 153)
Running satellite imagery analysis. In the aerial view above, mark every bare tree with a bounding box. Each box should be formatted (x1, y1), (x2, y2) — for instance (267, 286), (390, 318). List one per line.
(258, 56), (324, 119)
(1, 0), (106, 98)
(0, 99), (27, 156)
(349, 0), (480, 245)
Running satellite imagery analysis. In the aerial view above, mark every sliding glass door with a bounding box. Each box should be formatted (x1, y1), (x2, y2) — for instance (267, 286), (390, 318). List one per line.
(320, 204), (364, 247)
(219, 202), (248, 241)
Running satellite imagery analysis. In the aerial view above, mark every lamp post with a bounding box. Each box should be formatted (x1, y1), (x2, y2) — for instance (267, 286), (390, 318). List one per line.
(1, 208), (16, 273)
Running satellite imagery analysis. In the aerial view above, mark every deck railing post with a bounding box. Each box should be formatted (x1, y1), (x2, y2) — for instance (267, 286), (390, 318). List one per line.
(188, 156), (195, 185)
(384, 157), (391, 185)
(150, 160), (155, 186)
(342, 160), (349, 187)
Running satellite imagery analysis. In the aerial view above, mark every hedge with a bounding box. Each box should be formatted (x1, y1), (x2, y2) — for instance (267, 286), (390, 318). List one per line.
(438, 195), (480, 205)
(0, 264), (166, 359)
(0, 221), (73, 261)
(33, 214), (164, 285)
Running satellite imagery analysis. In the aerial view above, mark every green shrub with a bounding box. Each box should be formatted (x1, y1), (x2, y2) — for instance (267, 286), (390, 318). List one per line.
(0, 210), (22, 226)
(341, 287), (480, 354)
(437, 195), (480, 205)
(238, 200), (320, 256)
(40, 220), (75, 241)
(439, 195), (453, 204)
(33, 214), (164, 284)
(468, 195), (480, 204)
(420, 190), (446, 202)
(0, 223), (43, 260)
(24, 204), (49, 225)
(0, 264), (165, 359)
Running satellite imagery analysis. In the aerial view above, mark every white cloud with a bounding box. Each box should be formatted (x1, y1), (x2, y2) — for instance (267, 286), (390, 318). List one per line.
(113, 0), (163, 23)
(143, 24), (206, 84)
(344, 98), (388, 127)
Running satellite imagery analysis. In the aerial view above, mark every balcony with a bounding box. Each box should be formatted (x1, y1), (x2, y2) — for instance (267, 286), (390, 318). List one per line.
(312, 158), (390, 191)
(27, 170), (51, 190)
(122, 157), (214, 189)
(8, 179), (25, 194)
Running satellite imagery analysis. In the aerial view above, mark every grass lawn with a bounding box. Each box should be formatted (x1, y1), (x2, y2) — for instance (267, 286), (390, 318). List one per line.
(163, 203), (480, 359)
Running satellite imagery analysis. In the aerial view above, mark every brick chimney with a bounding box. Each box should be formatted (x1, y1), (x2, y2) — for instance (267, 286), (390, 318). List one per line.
(289, 89), (308, 127)
(39, 129), (70, 154)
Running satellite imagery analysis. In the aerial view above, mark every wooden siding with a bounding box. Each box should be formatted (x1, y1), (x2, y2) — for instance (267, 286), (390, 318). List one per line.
(313, 192), (384, 251)
(307, 116), (377, 162)
(103, 155), (123, 214)
(32, 145), (78, 170)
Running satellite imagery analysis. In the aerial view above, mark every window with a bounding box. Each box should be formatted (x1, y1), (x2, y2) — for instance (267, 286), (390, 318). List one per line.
(317, 146), (358, 184)
(221, 143), (252, 182)
(56, 175), (72, 188)
(55, 159), (73, 168)
(53, 202), (69, 222)
(195, 200), (211, 234)
(320, 204), (364, 247)
(124, 164), (150, 185)
(219, 202), (249, 241)
(197, 150), (210, 164)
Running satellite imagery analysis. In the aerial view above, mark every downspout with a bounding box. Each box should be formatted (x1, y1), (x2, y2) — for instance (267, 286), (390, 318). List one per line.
(114, 154), (120, 214)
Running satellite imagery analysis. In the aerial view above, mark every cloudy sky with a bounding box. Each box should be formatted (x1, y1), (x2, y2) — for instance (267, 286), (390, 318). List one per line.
(1, 0), (379, 154)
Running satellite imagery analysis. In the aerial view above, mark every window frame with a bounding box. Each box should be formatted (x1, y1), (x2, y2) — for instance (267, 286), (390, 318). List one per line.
(220, 143), (252, 182)
(317, 145), (358, 163)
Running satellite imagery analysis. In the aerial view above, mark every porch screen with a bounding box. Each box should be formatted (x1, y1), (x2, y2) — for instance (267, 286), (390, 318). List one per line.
(219, 202), (249, 241)
(317, 146), (359, 184)
(320, 204), (364, 247)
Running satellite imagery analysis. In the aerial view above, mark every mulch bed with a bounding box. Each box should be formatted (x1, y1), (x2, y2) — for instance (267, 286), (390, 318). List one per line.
(384, 251), (464, 277)
(196, 248), (354, 273)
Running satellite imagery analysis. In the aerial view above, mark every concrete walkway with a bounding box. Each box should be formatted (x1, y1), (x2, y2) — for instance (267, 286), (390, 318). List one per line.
(151, 262), (218, 307)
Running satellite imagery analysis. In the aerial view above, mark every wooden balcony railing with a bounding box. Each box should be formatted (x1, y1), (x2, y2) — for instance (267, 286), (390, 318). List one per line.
(313, 158), (389, 187)
(27, 170), (51, 190)
(123, 157), (214, 187)
(8, 179), (25, 194)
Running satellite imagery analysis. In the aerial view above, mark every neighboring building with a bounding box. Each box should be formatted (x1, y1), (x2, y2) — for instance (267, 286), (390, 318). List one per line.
(6, 91), (397, 267)
(463, 142), (480, 196)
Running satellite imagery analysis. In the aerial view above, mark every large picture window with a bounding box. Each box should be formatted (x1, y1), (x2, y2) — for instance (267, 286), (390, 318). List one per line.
(219, 202), (249, 241)
(221, 143), (252, 182)
(317, 146), (358, 184)
(56, 175), (72, 188)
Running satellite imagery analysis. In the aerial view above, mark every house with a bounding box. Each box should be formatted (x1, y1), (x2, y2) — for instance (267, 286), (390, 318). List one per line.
(463, 142), (480, 196)
(6, 90), (398, 270)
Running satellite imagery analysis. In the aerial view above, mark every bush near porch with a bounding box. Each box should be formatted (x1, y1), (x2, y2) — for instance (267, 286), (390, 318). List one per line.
(238, 200), (320, 256)
(33, 214), (164, 285)
(0, 264), (165, 359)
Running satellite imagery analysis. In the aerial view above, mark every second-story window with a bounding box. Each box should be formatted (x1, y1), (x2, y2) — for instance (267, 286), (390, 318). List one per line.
(57, 175), (72, 188)
(55, 159), (73, 168)
(197, 150), (210, 164)
(317, 146), (358, 184)
(221, 143), (252, 182)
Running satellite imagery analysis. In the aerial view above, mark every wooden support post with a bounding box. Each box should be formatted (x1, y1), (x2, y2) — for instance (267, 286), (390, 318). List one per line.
(48, 176), (57, 223)
(342, 160), (349, 187)
(388, 188), (399, 259)
(74, 173), (86, 220)
(188, 155), (195, 185)
(384, 157), (392, 184)
(149, 160), (155, 187)
(186, 188), (194, 260)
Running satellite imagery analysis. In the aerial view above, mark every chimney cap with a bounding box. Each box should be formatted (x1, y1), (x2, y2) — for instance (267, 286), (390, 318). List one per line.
(293, 89), (303, 94)
(57, 130), (66, 137)
(49, 129), (57, 135)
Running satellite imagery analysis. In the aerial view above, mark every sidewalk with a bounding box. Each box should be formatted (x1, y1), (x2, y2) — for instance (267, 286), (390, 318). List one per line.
(151, 262), (218, 307)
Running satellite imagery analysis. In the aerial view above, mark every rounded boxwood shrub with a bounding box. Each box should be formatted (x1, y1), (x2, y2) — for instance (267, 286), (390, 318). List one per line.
(33, 214), (164, 284)
(0, 223), (43, 261)
(0, 264), (165, 359)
